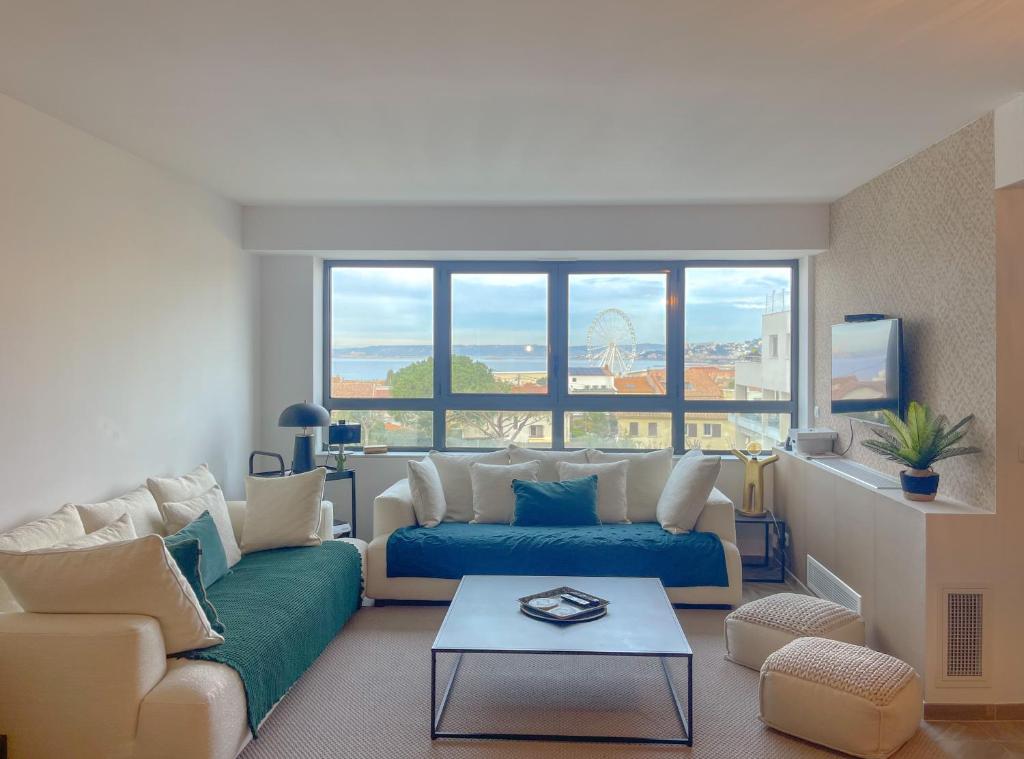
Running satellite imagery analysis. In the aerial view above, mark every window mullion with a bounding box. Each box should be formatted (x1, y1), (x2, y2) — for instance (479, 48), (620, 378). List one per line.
(668, 264), (684, 453)
(433, 264), (450, 451)
(550, 262), (567, 449)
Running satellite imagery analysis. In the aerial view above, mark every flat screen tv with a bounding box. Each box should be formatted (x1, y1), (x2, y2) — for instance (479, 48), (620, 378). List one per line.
(830, 318), (905, 423)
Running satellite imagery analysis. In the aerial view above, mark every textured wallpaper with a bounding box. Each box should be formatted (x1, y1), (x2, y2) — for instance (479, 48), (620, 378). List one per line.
(815, 114), (996, 510)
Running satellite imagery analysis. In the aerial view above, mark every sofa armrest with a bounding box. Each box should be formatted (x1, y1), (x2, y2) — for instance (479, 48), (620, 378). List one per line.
(226, 499), (334, 543)
(695, 487), (737, 544)
(373, 478), (416, 538)
(0, 612), (167, 759)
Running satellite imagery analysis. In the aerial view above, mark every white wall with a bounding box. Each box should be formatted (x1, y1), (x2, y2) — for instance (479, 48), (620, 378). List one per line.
(243, 203), (828, 254)
(0, 93), (257, 529)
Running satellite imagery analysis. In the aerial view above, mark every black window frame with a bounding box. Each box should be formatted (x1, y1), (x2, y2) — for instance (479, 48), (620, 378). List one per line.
(323, 259), (799, 453)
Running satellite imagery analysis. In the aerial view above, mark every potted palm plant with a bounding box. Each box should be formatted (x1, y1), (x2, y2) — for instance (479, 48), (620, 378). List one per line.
(861, 401), (980, 502)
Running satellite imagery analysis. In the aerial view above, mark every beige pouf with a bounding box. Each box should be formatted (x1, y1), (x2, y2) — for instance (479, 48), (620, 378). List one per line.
(759, 637), (922, 759)
(725, 592), (865, 670)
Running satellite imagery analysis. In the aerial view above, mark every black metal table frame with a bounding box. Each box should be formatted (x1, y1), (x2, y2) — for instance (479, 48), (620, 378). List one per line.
(736, 511), (787, 583)
(430, 647), (693, 745)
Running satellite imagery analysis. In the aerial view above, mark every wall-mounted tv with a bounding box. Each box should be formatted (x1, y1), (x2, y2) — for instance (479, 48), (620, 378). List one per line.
(830, 318), (905, 423)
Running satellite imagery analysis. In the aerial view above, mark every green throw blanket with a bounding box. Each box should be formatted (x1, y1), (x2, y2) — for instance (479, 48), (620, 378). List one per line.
(180, 541), (362, 736)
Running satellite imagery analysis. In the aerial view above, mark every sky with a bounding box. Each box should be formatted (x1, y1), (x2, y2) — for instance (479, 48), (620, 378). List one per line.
(331, 266), (791, 348)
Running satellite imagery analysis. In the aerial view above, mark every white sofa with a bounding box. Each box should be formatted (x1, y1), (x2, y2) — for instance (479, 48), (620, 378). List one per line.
(0, 501), (367, 759)
(366, 479), (743, 606)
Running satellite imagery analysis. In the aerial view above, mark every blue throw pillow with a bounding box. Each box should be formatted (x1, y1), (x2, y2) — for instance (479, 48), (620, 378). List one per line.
(163, 537), (225, 634)
(512, 476), (600, 527)
(164, 510), (228, 587)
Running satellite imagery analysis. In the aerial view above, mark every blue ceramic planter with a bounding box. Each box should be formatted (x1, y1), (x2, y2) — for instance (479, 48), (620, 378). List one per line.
(900, 469), (939, 501)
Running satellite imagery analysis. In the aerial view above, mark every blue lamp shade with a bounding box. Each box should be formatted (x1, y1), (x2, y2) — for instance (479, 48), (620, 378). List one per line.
(329, 423), (362, 445)
(278, 402), (331, 429)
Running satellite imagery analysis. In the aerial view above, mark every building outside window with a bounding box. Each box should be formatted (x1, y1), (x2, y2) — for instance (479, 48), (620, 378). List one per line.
(325, 261), (796, 452)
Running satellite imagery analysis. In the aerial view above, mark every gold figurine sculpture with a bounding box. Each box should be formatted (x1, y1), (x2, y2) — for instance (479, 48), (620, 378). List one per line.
(732, 442), (778, 517)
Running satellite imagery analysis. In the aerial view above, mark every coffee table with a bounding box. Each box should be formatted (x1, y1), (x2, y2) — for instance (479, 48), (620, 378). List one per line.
(430, 575), (693, 745)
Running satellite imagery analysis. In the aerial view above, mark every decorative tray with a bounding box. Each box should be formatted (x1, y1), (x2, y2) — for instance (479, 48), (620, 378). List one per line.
(517, 586), (610, 624)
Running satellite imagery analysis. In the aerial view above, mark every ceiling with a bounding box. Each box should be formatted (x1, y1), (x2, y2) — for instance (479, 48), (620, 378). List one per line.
(1, 1), (1021, 204)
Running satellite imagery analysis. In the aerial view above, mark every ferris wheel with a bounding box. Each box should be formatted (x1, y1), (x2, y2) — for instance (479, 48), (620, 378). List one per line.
(586, 308), (638, 377)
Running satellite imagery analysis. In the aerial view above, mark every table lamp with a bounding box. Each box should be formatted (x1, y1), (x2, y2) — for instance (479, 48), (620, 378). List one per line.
(278, 402), (331, 473)
(328, 422), (362, 470)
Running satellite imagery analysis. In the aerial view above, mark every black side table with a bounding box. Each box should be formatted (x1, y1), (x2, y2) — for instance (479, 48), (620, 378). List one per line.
(325, 467), (356, 540)
(735, 511), (787, 583)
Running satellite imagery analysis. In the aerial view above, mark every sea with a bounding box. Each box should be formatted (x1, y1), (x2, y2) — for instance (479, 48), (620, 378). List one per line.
(332, 357), (668, 380)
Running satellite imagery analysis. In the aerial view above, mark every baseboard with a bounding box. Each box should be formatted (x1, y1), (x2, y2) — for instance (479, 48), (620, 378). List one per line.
(924, 703), (1024, 721)
(372, 598), (451, 607)
(673, 603), (732, 610)
(785, 567), (812, 595)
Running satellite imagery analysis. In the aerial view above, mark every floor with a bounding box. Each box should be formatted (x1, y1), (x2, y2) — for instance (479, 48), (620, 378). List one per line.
(237, 579), (1024, 758)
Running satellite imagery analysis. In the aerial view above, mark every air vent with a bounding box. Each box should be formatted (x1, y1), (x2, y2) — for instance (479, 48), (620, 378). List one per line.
(941, 588), (988, 684)
(806, 555), (861, 614)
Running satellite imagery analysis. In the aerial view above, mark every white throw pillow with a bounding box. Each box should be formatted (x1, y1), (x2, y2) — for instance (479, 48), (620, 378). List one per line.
(508, 444), (589, 481)
(0, 534), (224, 654)
(147, 464), (219, 512)
(656, 450), (722, 534)
(0, 504), (85, 552)
(241, 468), (327, 554)
(557, 460), (630, 524)
(74, 485), (165, 536)
(0, 504), (86, 612)
(427, 449), (510, 522)
(407, 459), (447, 527)
(162, 485), (242, 567)
(52, 513), (137, 548)
(469, 461), (540, 524)
(587, 447), (674, 522)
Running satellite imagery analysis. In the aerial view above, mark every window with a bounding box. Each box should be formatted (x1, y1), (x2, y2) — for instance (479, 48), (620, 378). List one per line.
(686, 412), (791, 452)
(445, 410), (552, 449)
(451, 272), (548, 394)
(325, 261), (797, 452)
(328, 267), (433, 399)
(567, 273), (667, 395)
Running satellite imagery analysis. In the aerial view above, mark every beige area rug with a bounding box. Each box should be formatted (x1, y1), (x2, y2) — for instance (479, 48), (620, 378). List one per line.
(240, 605), (956, 759)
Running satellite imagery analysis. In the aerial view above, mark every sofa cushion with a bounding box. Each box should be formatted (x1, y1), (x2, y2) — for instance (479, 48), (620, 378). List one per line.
(53, 512), (137, 548)
(148, 464), (219, 512)
(557, 460), (629, 524)
(587, 447), (674, 522)
(0, 504), (86, 612)
(428, 449), (510, 522)
(407, 458), (447, 527)
(508, 444), (589, 481)
(657, 449), (722, 534)
(164, 537), (226, 634)
(469, 461), (540, 524)
(0, 503), (85, 551)
(386, 522), (728, 588)
(242, 468), (326, 554)
(512, 476), (600, 527)
(162, 485), (242, 568)
(0, 534), (223, 654)
(165, 511), (229, 587)
(74, 485), (165, 536)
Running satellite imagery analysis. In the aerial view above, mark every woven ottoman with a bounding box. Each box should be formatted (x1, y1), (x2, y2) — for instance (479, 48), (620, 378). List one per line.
(725, 592), (864, 670)
(759, 637), (922, 759)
